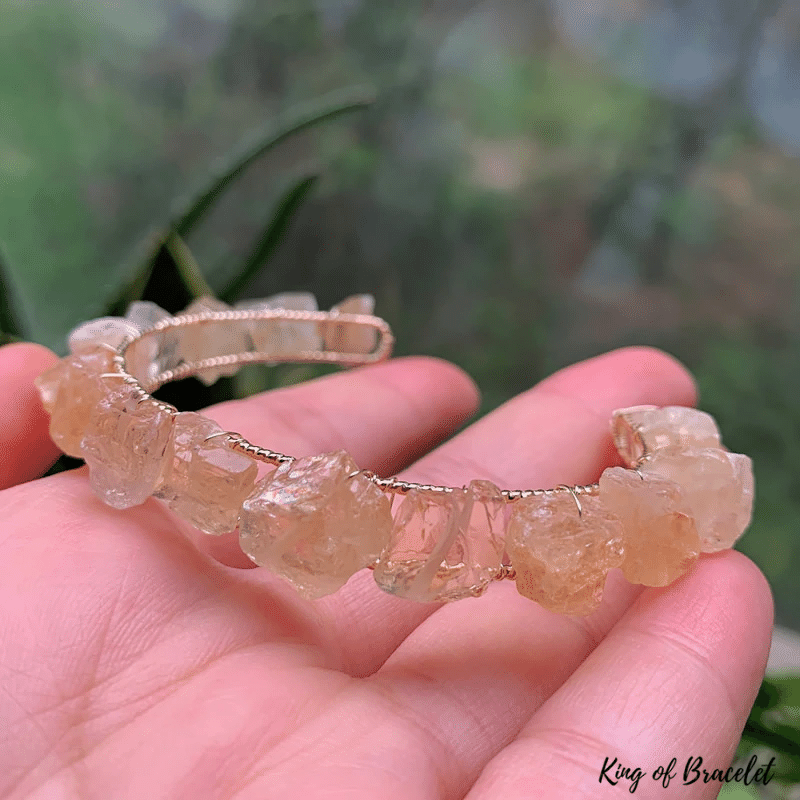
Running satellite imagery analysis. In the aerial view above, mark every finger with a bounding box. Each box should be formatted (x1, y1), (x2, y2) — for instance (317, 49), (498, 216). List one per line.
(466, 551), (773, 800)
(0, 343), (61, 489)
(193, 356), (479, 567)
(317, 346), (695, 679)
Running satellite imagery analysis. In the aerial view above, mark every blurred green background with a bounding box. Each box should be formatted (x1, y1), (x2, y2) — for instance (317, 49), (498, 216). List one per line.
(2, 2), (800, 781)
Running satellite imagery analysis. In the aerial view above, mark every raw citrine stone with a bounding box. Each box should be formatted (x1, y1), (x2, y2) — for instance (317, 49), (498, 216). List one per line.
(123, 302), (180, 386)
(507, 492), (624, 615)
(80, 385), (174, 509)
(612, 406), (721, 467)
(235, 292), (322, 356)
(35, 360), (70, 416)
(641, 448), (754, 552)
(238, 450), (392, 599)
(730, 453), (756, 548)
(121, 338), (151, 385)
(323, 294), (377, 355)
(34, 349), (115, 457)
(154, 412), (257, 535)
(373, 480), (506, 602)
(599, 467), (700, 586)
(180, 296), (250, 386)
(125, 300), (172, 329)
(68, 317), (140, 354)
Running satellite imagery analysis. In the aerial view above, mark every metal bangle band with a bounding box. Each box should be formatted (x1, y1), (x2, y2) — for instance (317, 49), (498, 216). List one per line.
(100, 308), (647, 505)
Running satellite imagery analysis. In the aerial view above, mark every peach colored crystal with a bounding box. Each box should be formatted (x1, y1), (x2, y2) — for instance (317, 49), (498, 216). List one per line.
(599, 466), (700, 586)
(238, 450), (392, 599)
(80, 385), (174, 509)
(373, 479), (506, 602)
(612, 406), (721, 467)
(68, 317), (141, 354)
(235, 292), (322, 356)
(642, 448), (754, 552)
(180, 296), (251, 385)
(507, 492), (624, 615)
(323, 294), (377, 355)
(154, 412), (258, 535)
(122, 302), (183, 386)
(34, 348), (115, 457)
(125, 300), (172, 329)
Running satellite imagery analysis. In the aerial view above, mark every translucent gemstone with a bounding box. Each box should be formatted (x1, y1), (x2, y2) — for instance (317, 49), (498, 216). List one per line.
(68, 317), (140, 355)
(730, 453), (755, 548)
(154, 412), (258, 535)
(612, 406), (721, 467)
(181, 296), (251, 386)
(34, 349), (115, 457)
(80, 385), (174, 509)
(123, 302), (181, 385)
(323, 294), (377, 354)
(235, 292), (322, 355)
(238, 450), (392, 599)
(641, 448), (754, 552)
(35, 360), (69, 415)
(507, 492), (624, 615)
(599, 467), (700, 586)
(125, 301), (172, 330)
(373, 480), (506, 602)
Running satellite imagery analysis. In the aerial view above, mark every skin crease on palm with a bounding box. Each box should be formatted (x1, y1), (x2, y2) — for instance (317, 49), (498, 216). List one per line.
(0, 341), (773, 800)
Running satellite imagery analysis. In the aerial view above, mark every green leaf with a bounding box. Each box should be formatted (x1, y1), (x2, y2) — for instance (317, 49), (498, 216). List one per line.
(772, 675), (800, 708)
(0, 242), (27, 339)
(42, 454), (84, 478)
(173, 85), (374, 238)
(107, 86), (373, 319)
(106, 231), (212, 316)
(220, 172), (319, 303)
(105, 230), (164, 316)
(742, 718), (800, 761)
(163, 232), (215, 299)
(717, 785), (759, 799)
(754, 678), (783, 712)
(0, 331), (22, 346)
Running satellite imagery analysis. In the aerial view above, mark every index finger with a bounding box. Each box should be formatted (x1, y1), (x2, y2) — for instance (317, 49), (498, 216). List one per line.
(0, 343), (61, 489)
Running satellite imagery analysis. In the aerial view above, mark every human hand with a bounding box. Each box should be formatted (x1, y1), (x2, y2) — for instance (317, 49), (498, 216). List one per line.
(0, 342), (773, 799)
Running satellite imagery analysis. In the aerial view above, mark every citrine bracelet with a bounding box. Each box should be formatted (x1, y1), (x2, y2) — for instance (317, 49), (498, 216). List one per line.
(34, 294), (754, 615)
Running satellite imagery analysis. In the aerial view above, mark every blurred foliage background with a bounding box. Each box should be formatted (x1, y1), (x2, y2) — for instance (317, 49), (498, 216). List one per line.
(2, 0), (800, 788)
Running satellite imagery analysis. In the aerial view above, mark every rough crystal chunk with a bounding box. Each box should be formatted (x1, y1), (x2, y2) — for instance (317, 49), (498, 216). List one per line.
(612, 405), (721, 467)
(125, 301), (172, 329)
(239, 450), (391, 599)
(35, 360), (69, 416)
(68, 317), (140, 355)
(34, 349), (115, 457)
(323, 294), (377, 355)
(154, 412), (258, 534)
(373, 480), (506, 602)
(181, 296), (250, 386)
(80, 386), (174, 509)
(641, 448), (754, 552)
(599, 467), (700, 586)
(507, 492), (624, 615)
(730, 453), (756, 548)
(235, 292), (322, 356)
(123, 302), (181, 385)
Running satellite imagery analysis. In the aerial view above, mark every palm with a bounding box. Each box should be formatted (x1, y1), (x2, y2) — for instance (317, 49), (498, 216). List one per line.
(0, 343), (773, 800)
